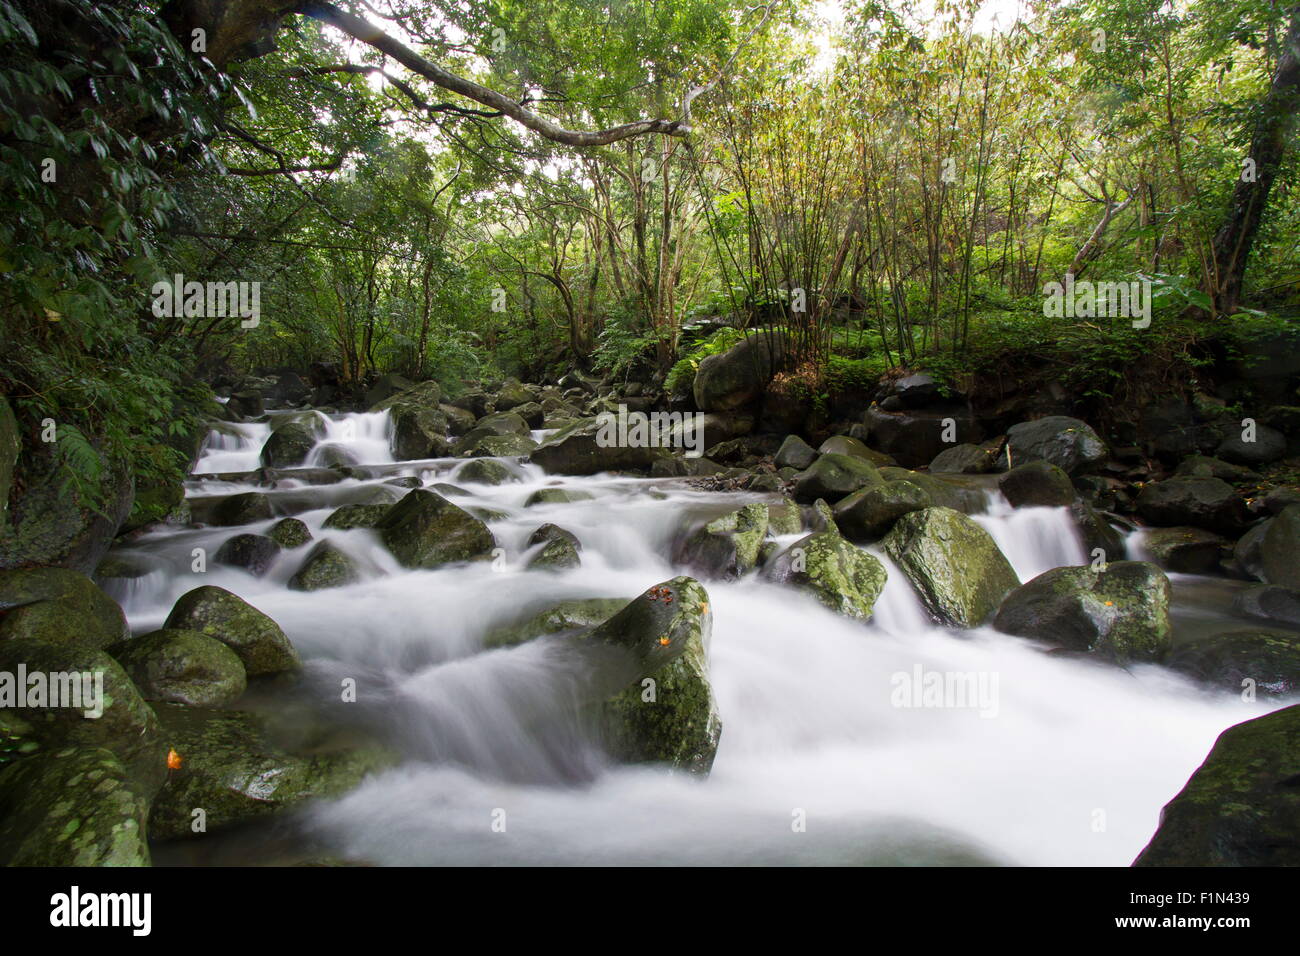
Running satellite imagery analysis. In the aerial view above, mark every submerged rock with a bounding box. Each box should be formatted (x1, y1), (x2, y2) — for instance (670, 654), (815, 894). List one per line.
(322, 503), (389, 531)
(482, 597), (629, 650)
(111, 628), (247, 707)
(1167, 629), (1300, 696)
(1134, 704), (1300, 866)
(376, 489), (495, 569)
(210, 491), (275, 527)
(992, 561), (1172, 662)
(524, 487), (594, 506)
(259, 419), (323, 469)
(0, 747), (151, 866)
(164, 586), (301, 677)
(456, 458), (519, 485)
(288, 541), (361, 591)
(762, 530), (888, 620)
(882, 506), (1018, 628)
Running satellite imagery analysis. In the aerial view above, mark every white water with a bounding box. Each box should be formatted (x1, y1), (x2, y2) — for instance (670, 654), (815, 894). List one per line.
(116, 411), (1290, 866)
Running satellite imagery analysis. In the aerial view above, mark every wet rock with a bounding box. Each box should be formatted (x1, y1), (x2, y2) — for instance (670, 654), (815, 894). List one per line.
(267, 517), (312, 549)
(0, 567), (128, 649)
(440, 403), (477, 437)
(766, 498), (803, 535)
(1005, 415), (1107, 475)
(1167, 629), (1300, 696)
(225, 389), (263, 419)
(1215, 426), (1287, 467)
(693, 333), (789, 412)
(882, 507), (1019, 628)
(929, 443), (994, 474)
(314, 443), (359, 469)
(0, 747), (150, 865)
(1233, 585), (1300, 628)
(321, 504), (388, 531)
(1234, 519), (1270, 580)
(525, 524), (582, 570)
(993, 561), (1172, 662)
(762, 530), (888, 620)
(1070, 502), (1126, 563)
(210, 491), (275, 527)
(455, 458), (519, 485)
(512, 401), (545, 429)
(817, 435), (893, 466)
(259, 419), (324, 469)
(895, 372), (943, 408)
(1135, 476), (1248, 536)
(1134, 704), (1300, 866)
(0, 637), (166, 795)
(792, 453), (883, 503)
(364, 372), (418, 409)
(998, 460), (1075, 507)
(530, 416), (667, 475)
(458, 433), (538, 458)
(864, 405), (982, 468)
(675, 503), (769, 579)
(390, 405), (452, 460)
(1141, 526), (1228, 574)
(375, 489), (495, 569)
(164, 586), (301, 677)
(775, 435), (818, 470)
(482, 597), (630, 650)
(110, 628), (247, 707)
(288, 541), (361, 591)
(147, 705), (396, 841)
(1174, 455), (1261, 483)
(1261, 505), (1300, 589)
(214, 533), (281, 576)
(524, 488), (594, 506)
(878, 468), (987, 515)
(833, 480), (931, 542)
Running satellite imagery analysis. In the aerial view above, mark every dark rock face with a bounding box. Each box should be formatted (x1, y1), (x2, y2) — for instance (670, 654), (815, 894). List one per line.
(998, 460), (1075, 507)
(1135, 704), (1300, 866)
(692, 333), (789, 412)
(1167, 629), (1300, 696)
(1005, 416), (1107, 475)
(1234, 585), (1300, 628)
(894, 373), (943, 408)
(1135, 476), (1248, 536)
(864, 404), (982, 468)
(375, 489), (495, 569)
(1261, 506), (1300, 589)
(525, 523), (582, 570)
(214, 533), (281, 576)
(792, 453), (883, 503)
(288, 541), (361, 591)
(1141, 526), (1228, 574)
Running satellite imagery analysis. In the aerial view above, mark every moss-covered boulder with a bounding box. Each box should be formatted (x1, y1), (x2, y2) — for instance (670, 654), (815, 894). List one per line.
(762, 530), (888, 620)
(766, 498), (803, 535)
(164, 586), (300, 677)
(1261, 505), (1300, 589)
(998, 460), (1075, 507)
(818, 435), (893, 466)
(214, 533), (281, 576)
(992, 562), (1172, 662)
(675, 502), (769, 579)
(878, 467), (987, 514)
(455, 458), (519, 485)
(148, 705), (396, 841)
(369, 378), (438, 413)
(0, 747), (150, 866)
(693, 333), (788, 412)
(458, 433), (538, 458)
(929, 443), (994, 474)
(833, 480), (931, 542)
(267, 517), (312, 549)
(390, 405), (452, 460)
(288, 541), (361, 591)
(0, 637), (166, 795)
(110, 628), (247, 707)
(259, 419), (323, 468)
(375, 489), (495, 569)
(0, 567), (128, 649)
(322, 503), (389, 531)
(210, 491), (275, 527)
(482, 597), (629, 650)
(1166, 629), (1300, 696)
(1134, 704), (1300, 866)
(792, 453), (883, 503)
(440, 403), (477, 436)
(1006, 415), (1107, 475)
(882, 506), (1019, 628)
(525, 524), (582, 570)
(1141, 526), (1227, 574)
(524, 487), (594, 506)
(774, 434), (817, 470)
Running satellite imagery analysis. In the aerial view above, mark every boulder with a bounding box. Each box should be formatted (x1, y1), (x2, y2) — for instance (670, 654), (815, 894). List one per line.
(864, 405), (982, 468)
(1261, 505), (1300, 589)
(1215, 425), (1287, 467)
(458, 433), (538, 458)
(525, 524), (582, 570)
(530, 416), (666, 475)
(225, 389), (263, 419)
(774, 435), (818, 470)
(288, 541), (361, 591)
(259, 419), (323, 468)
(0, 747), (150, 866)
(1070, 502), (1127, 564)
(1167, 629), (1300, 696)
(1234, 519), (1270, 580)
(1141, 527), (1227, 574)
(455, 458), (519, 485)
(894, 372), (943, 408)
(1005, 416), (1107, 475)
(675, 503), (769, 579)
(817, 435), (893, 466)
(390, 406), (452, 460)
(1135, 477), (1248, 536)
(322, 503), (389, 531)
(110, 628), (247, 707)
(482, 597), (629, 650)
(833, 480), (931, 542)
(1134, 704), (1300, 866)
(761, 530), (888, 620)
(364, 372), (417, 409)
(1174, 455), (1261, 483)
(214, 533), (281, 576)
(882, 507), (1019, 628)
(164, 586), (300, 677)
(692, 333), (788, 412)
(440, 403), (477, 437)
(375, 490), (495, 569)
(1233, 585), (1300, 628)
(929, 443), (994, 474)
(494, 381), (534, 411)
(524, 488), (594, 506)
(993, 562), (1172, 662)
(792, 453), (883, 503)
(266, 517), (312, 549)
(0, 567), (128, 649)
(210, 491), (275, 527)
(998, 460), (1075, 507)
(878, 468), (987, 514)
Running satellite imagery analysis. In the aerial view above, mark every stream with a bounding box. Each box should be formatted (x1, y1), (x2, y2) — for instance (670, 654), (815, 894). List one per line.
(102, 407), (1289, 866)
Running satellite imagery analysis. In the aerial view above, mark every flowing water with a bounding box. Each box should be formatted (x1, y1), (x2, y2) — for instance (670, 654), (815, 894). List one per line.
(111, 408), (1292, 866)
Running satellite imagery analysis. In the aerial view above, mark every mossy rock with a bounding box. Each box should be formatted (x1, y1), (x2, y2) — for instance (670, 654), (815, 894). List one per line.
(110, 628), (247, 707)
(322, 503), (390, 531)
(766, 498), (803, 535)
(762, 529), (888, 620)
(375, 489), (495, 569)
(458, 433), (538, 458)
(0, 747), (151, 866)
(0, 637), (166, 796)
(148, 705), (397, 841)
(774, 434), (817, 470)
(792, 453), (883, 503)
(0, 567), (128, 649)
(882, 506), (1019, 628)
(455, 458), (520, 485)
(878, 468), (987, 514)
(266, 517), (313, 549)
(525, 524), (582, 570)
(833, 480), (931, 541)
(214, 532), (282, 576)
(390, 405), (452, 460)
(1167, 629), (1300, 696)
(1142, 526), (1228, 574)
(482, 597), (629, 650)
(210, 492), (275, 527)
(676, 502), (769, 579)
(524, 487), (595, 506)
(164, 586), (300, 677)
(1134, 704), (1300, 866)
(998, 460), (1075, 507)
(993, 561), (1172, 663)
(289, 541), (361, 591)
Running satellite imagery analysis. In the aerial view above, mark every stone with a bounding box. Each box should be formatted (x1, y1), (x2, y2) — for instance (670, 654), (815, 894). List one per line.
(774, 435), (818, 470)
(833, 480), (931, 541)
(1136, 476), (1248, 536)
(375, 490), (495, 569)
(110, 628), (247, 707)
(0, 567), (128, 649)
(998, 460), (1076, 507)
(1141, 526), (1227, 574)
(214, 533), (281, 576)
(1006, 416), (1107, 475)
(762, 530), (888, 620)
(525, 524), (582, 570)
(792, 453), (883, 503)
(164, 586), (300, 677)
(288, 541), (361, 591)
(1167, 629), (1300, 696)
